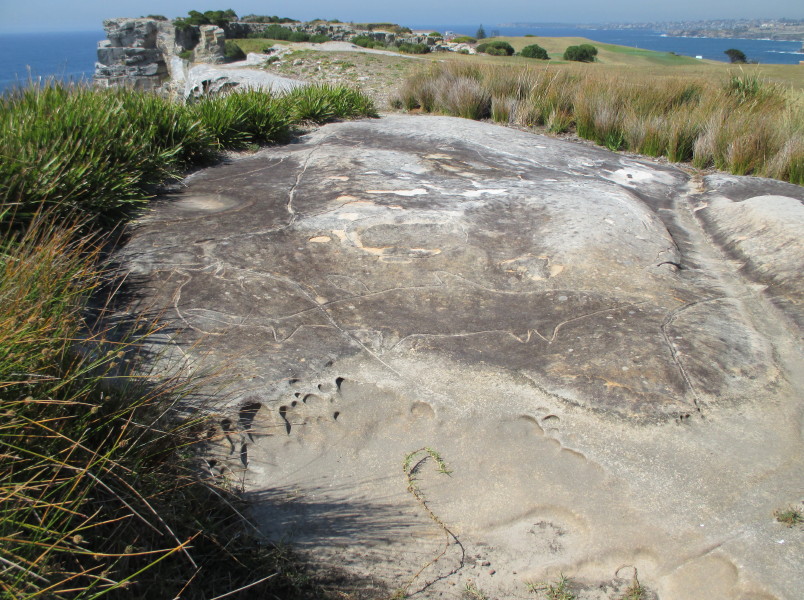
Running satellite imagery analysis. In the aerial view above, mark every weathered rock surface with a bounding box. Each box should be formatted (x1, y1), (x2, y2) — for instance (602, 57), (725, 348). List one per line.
(118, 115), (803, 599)
(182, 61), (305, 98)
(192, 25), (225, 64)
(95, 18), (172, 91)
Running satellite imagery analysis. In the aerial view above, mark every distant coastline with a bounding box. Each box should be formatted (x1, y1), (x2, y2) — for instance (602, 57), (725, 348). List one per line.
(502, 18), (804, 43)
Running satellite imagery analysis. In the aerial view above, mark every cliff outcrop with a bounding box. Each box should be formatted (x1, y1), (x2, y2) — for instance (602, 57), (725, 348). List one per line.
(94, 18), (451, 93)
(95, 19), (172, 91)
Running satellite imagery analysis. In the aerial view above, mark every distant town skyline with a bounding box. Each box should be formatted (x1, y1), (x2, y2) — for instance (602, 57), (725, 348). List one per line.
(1, 0), (802, 33)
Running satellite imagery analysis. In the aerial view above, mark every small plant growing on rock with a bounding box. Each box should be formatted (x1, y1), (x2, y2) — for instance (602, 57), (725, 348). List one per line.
(775, 506), (803, 527)
(527, 574), (576, 600)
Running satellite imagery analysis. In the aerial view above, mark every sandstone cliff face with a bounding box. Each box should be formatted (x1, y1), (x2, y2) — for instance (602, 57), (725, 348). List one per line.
(192, 25), (226, 64)
(94, 18), (172, 91)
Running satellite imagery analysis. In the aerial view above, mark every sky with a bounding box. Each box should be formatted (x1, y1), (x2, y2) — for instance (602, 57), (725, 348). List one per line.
(0, 0), (802, 33)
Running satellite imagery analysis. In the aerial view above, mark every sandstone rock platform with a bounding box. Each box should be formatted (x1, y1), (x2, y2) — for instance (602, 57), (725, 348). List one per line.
(118, 115), (803, 599)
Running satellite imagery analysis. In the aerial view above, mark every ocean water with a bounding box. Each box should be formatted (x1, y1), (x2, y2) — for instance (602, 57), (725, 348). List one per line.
(414, 25), (804, 64)
(0, 30), (103, 92)
(1, 26), (802, 93)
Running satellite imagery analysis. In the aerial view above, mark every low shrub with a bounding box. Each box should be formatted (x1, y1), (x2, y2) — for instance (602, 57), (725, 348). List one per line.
(224, 39), (246, 61)
(289, 31), (310, 42)
(564, 44), (598, 62)
(351, 35), (386, 49)
(451, 35), (477, 44)
(256, 23), (295, 40)
(309, 33), (331, 43)
(476, 41), (514, 56)
(241, 14), (297, 24)
(398, 42), (431, 54)
(521, 44), (549, 60)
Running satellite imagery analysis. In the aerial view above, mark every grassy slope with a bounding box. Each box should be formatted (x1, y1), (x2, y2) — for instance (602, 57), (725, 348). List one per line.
(453, 36), (804, 89)
(232, 36), (803, 89)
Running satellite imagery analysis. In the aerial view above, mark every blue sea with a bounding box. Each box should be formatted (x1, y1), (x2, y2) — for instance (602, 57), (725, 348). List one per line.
(1, 26), (802, 93)
(414, 25), (804, 64)
(0, 30), (103, 92)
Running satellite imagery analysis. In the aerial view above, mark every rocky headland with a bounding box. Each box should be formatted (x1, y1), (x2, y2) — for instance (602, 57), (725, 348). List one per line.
(94, 17), (460, 96)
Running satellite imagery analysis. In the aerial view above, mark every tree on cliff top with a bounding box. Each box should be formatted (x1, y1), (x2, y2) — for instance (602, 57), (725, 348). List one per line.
(725, 48), (748, 63)
(174, 9), (237, 29)
(476, 24), (487, 39)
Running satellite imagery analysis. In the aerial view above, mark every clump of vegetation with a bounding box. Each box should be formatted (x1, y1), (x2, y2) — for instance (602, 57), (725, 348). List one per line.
(563, 44), (598, 62)
(398, 42), (431, 54)
(282, 83), (379, 123)
(241, 14), (297, 24)
(224, 39), (246, 61)
(464, 581), (489, 599)
(178, 48), (193, 60)
(527, 574), (576, 599)
(351, 35), (386, 49)
(477, 41), (515, 56)
(774, 506), (803, 527)
(0, 80), (377, 597)
(393, 62), (803, 184)
(452, 36), (477, 44)
(174, 8), (237, 30)
(310, 33), (331, 43)
(352, 22), (411, 34)
(521, 43), (549, 60)
(250, 23), (301, 41)
(289, 31), (311, 42)
(725, 48), (748, 64)
(145, 14), (168, 21)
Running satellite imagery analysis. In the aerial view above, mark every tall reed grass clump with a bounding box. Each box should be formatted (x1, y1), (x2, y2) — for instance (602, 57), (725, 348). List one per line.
(1, 81), (376, 597)
(392, 63), (803, 184)
(0, 217), (324, 598)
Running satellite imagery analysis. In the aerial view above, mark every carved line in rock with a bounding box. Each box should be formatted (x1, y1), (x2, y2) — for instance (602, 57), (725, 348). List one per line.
(287, 146), (322, 218)
(385, 300), (649, 351)
(659, 295), (730, 413)
(172, 260), (655, 347)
